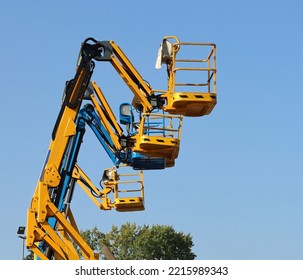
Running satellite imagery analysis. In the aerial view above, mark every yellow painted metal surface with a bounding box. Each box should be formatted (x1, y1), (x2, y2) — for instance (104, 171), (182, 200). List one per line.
(114, 197), (144, 212)
(157, 36), (217, 116)
(131, 112), (182, 165)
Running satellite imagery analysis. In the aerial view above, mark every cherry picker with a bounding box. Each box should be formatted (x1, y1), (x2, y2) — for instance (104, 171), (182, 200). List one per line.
(25, 36), (217, 259)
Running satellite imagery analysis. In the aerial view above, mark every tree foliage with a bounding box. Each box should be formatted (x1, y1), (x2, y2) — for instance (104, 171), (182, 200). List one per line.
(81, 222), (196, 260)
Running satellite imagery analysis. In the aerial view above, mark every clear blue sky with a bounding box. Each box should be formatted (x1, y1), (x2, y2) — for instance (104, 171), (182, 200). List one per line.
(1, 0), (303, 260)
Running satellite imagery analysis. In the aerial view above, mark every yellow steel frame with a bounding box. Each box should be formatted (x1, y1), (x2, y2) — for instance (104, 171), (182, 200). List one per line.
(74, 164), (145, 212)
(26, 182), (98, 259)
(159, 36), (217, 116)
(131, 112), (183, 166)
(104, 166), (145, 212)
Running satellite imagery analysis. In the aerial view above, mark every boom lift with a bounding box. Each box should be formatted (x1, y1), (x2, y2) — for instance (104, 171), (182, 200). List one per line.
(26, 36), (217, 260)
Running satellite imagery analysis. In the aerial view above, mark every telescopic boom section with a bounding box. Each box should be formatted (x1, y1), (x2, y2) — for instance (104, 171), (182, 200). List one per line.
(97, 40), (163, 113)
(89, 81), (124, 151)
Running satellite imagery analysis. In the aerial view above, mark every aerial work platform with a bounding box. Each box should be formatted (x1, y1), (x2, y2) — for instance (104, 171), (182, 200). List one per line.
(75, 164), (145, 212)
(101, 166), (145, 212)
(131, 112), (182, 167)
(156, 36), (217, 117)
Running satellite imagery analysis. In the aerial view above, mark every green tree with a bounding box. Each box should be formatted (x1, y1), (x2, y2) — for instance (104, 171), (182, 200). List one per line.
(81, 226), (106, 252)
(81, 222), (196, 260)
